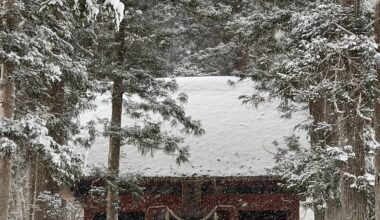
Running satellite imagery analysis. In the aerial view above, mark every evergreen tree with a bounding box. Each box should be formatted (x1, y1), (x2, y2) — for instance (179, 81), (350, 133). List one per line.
(0, 0), (96, 218)
(87, 1), (205, 219)
(228, 0), (378, 219)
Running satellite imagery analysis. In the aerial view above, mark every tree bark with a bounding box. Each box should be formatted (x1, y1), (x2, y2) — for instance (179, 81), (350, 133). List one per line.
(0, 0), (16, 219)
(374, 0), (380, 220)
(106, 79), (123, 220)
(309, 98), (326, 220)
(337, 1), (366, 219)
(106, 20), (126, 220)
(0, 55), (15, 220)
(0, 159), (11, 220)
(373, 1), (380, 219)
(0, 64), (14, 219)
(33, 155), (49, 220)
(340, 114), (368, 220)
(309, 97), (342, 220)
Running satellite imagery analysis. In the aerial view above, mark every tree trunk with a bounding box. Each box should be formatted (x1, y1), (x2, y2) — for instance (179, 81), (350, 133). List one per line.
(325, 197), (341, 220)
(309, 98), (327, 220)
(309, 97), (342, 220)
(373, 1), (380, 219)
(0, 63), (15, 220)
(33, 154), (49, 220)
(0, 159), (11, 220)
(0, 0), (15, 218)
(106, 79), (123, 220)
(340, 114), (367, 220)
(32, 81), (64, 220)
(314, 206), (325, 220)
(0, 65), (14, 218)
(106, 20), (126, 220)
(337, 1), (366, 219)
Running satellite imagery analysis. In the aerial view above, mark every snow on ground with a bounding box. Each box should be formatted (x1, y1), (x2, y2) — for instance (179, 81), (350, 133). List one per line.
(82, 76), (307, 177)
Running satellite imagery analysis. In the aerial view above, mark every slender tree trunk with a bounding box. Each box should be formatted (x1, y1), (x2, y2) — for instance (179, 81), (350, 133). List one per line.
(309, 98), (325, 220)
(373, 1), (380, 219)
(33, 154), (49, 220)
(106, 79), (123, 220)
(29, 154), (36, 220)
(106, 20), (126, 220)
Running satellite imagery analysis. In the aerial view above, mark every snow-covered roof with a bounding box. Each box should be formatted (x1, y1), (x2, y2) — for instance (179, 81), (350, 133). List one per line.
(83, 76), (307, 177)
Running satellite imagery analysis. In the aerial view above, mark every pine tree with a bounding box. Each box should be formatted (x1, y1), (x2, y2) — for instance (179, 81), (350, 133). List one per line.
(0, 0), (96, 218)
(86, 2), (205, 219)
(220, 0), (377, 219)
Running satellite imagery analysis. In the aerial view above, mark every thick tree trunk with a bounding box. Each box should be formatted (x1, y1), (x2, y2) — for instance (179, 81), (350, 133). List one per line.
(106, 20), (126, 220)
(0, 63), (15, 220)
(340, 115), (367, 220)
(373, 1), (380, 219)
(338, 1), (366, 219)
(0, 0), (15, 218)
(309, 98), (342, 220)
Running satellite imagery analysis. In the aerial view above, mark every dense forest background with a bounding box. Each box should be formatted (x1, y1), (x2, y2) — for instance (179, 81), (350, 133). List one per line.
(1, 0), (380, 219)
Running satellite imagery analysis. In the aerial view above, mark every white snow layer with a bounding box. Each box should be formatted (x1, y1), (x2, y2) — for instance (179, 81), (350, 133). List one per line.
(83, 76), (307, 177)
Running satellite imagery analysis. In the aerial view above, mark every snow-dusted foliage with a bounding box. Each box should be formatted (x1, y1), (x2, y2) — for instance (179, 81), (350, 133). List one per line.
(0, 0), (95, 182)
(0, 115), (85, 184)
(224, 0), (379, 217)
(272, 135), (341, 210)
(88, 1), (205, 165)
(1, 0), (97, 218)
(204, 0), (380, 217)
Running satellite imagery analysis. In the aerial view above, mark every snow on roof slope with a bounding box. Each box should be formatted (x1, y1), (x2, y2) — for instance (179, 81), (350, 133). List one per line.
(83, 76), (307, 177)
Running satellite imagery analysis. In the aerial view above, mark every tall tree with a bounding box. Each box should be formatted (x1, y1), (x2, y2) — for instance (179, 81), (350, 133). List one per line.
(106, 19), (126, 220)
(88, 2), (205, 219)
(221, 0), (376, 219)
(0, 0), (96, 219)
(0, 0), (16, 219)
